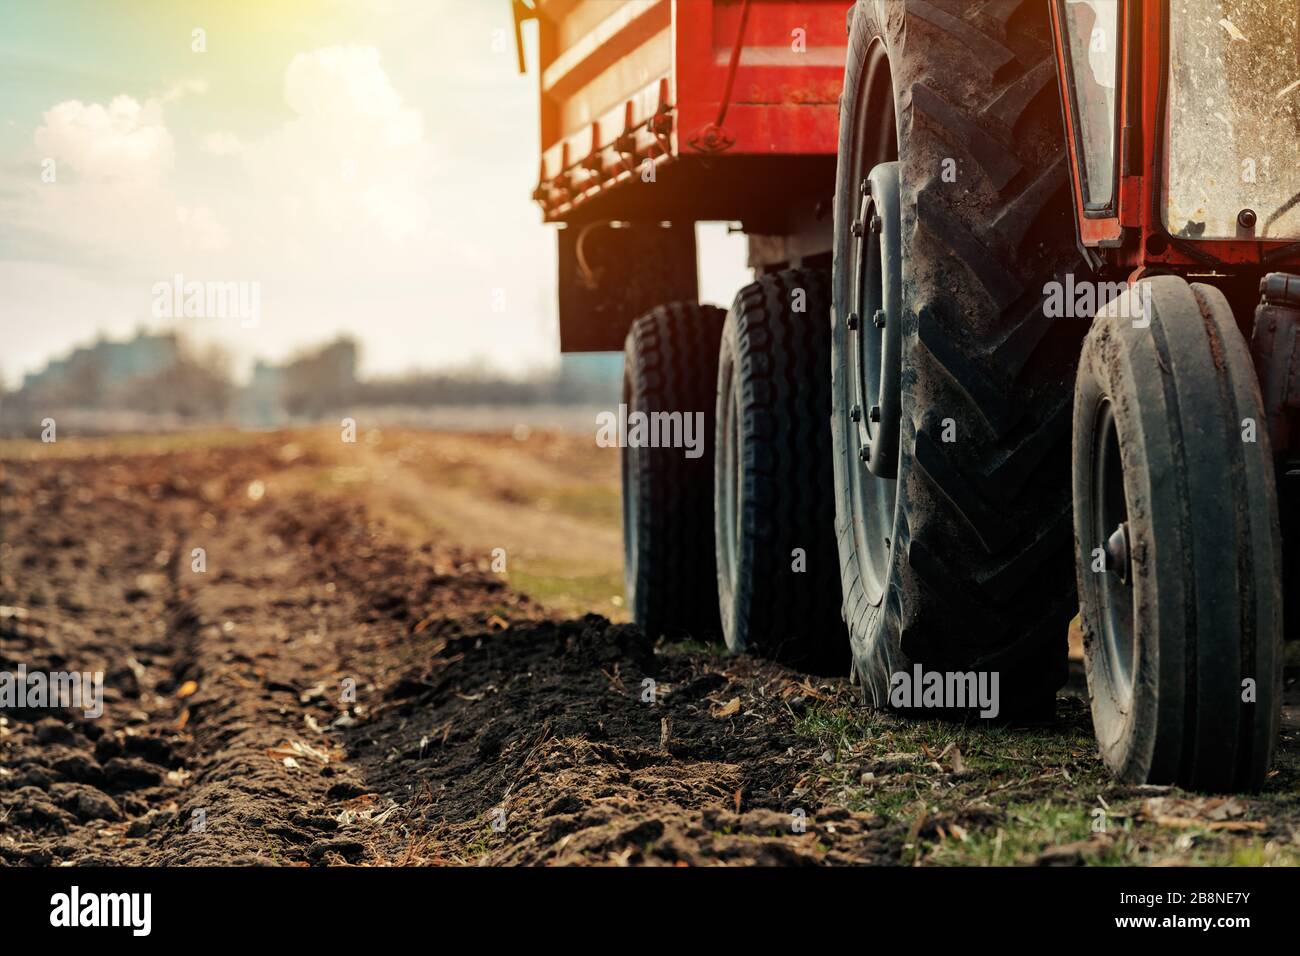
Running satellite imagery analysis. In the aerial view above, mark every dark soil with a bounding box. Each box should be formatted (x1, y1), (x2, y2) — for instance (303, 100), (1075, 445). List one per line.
(0, 437), (884, 866)
(1, 432), (1296, 866)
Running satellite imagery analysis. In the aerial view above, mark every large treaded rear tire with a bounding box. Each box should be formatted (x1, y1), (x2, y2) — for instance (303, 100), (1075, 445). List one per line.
(622, 302), (726, 640)
(833, 0), (1085, 714)
(714, 269), (846, 673)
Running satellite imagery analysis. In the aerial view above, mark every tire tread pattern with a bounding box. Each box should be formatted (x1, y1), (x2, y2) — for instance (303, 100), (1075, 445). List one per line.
(717, 269), (845, 672)
(834, 0), (1084, 710)
(623, 302), (727, 640)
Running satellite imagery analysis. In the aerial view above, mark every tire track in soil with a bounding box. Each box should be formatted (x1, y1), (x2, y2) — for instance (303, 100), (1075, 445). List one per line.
(1, 450), (200, 864)
(2, 437), (895, 865)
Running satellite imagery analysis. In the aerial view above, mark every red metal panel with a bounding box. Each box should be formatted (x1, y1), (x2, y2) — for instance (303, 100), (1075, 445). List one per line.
(1051, 0), (1300, 274)
(1048, 0), (1124, 248)
(674, 0), (845, 156)
(531, 0), (846, 221)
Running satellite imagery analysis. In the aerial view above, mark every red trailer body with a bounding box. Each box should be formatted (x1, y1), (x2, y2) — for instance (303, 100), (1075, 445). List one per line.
(518, 0), (848, 350)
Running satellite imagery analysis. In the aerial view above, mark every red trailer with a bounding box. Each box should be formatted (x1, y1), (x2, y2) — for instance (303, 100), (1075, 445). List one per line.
(517, 0), (846, 350)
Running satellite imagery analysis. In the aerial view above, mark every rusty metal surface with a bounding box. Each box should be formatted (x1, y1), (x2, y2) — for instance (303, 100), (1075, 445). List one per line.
(1049, 0), (1300, 276)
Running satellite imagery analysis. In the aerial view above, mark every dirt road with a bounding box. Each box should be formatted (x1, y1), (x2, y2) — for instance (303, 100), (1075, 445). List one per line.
(1, 428), (1297, 865)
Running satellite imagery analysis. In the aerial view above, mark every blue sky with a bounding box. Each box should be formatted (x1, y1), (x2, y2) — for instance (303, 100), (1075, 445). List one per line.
(0, 0), (748, 386)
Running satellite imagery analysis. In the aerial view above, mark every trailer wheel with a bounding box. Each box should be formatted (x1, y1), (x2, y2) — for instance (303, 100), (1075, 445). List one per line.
(622, 302), (727, 640)
(832, 0), (1083, 714)
(1073, 277), (1283, 791)
(714, 269), (845, 673)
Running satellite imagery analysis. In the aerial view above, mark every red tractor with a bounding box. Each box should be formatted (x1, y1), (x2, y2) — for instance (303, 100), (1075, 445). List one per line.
(518, 0), (1300, 791)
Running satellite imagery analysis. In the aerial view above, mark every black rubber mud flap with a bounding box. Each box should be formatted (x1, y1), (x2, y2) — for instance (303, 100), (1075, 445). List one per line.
(560, 223), (699, 352)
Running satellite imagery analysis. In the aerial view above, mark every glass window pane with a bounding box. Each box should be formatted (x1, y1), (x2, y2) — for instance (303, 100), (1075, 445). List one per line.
(1166, 0), (1300, 240)
(1063, 0), (1120, 208)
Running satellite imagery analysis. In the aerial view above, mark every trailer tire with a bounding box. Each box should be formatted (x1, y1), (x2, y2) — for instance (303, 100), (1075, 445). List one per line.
(833, 0), (1084, 715)
(622, 302), (727, 640)
(715, 269), (846, 673)
(1073, 277), (1283, 791)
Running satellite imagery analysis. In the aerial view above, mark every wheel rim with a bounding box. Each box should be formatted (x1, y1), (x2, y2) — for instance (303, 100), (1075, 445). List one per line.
(621, 371), (639, 610)
(1092, 398), (1136, 706)
(845, 38), (900, 606)
(718, 359), (742, 595)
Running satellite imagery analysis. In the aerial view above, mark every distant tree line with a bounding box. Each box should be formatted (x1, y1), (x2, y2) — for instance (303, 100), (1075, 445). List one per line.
(1, 331), (618, 428)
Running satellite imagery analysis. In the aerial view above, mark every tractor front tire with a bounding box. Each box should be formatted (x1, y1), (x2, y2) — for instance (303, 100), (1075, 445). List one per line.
(1073, 277), (1283, 791)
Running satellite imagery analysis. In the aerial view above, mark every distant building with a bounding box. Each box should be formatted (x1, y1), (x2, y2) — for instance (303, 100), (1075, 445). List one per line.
(19, 330), (181, 405)
(240, 360), (288, 428)
(236, 337), (359, 426)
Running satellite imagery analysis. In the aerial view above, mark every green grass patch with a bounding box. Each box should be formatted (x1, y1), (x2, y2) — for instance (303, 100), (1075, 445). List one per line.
(787, 695), (1300, 866)
(537, 485), (621, 525)
(508, 565), (627, 621)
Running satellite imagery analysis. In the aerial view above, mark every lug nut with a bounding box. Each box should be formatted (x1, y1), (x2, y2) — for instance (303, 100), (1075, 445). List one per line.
(851, 219), (864, 237)
(860, 178), (871, 197)
(847, 311), (860, 330)
(873, 309), (886, 329)
(850, 405), (862, 423)
(869, 214), (882, 234)
(869, 405), (881, 423)
(859, 445), (871, 463)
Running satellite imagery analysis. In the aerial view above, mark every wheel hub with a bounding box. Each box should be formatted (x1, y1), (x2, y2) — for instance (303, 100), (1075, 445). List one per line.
(849, 162), (902, 481)
(839, 36), (899, 609)
(1092, 399), (1136, 705)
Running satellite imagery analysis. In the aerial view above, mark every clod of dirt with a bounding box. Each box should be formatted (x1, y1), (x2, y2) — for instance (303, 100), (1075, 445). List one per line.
(306, 838), (366, 863)
(101, 758), (164, 792)
(50, 753), (104, 786)
(33, 718), (77, 745)
(56, 783), (124, 822)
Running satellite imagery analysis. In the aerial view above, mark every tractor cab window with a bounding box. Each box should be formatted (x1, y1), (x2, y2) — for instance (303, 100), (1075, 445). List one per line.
(1060, 0), (1120, 211)
(1166, 0), (1300, 240)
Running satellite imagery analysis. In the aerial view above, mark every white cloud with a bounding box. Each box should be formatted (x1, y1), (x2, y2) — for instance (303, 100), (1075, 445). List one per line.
(238, 45), (432, 245)
(14, 46), (432, 273)
(13, 93), (228, 265)
(1, 22), (571, 385)
(284, 45), (421, 147)
(160, 78), (209, 103)
(34, 95), (173, 182)
(175, 204), (228, 252)
(202, 131), (245, 156)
